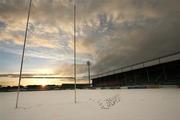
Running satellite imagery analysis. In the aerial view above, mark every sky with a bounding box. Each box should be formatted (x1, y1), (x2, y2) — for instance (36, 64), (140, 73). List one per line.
(0, 0), (180, 85)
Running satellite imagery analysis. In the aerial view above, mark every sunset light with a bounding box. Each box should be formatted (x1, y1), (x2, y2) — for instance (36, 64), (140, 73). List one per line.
(0, 0), (180, 120)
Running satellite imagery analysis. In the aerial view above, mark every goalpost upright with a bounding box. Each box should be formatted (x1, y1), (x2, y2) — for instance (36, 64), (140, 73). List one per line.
(15, 0), (32, 109)
(73, 3), (77, 104)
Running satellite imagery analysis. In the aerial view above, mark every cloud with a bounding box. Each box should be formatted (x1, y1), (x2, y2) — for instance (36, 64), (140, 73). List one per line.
(0, 0), (180, 76)
(0, 0), (73, 49)
(0, 32), (23, 45)
(55, 62), (88, 77)
(28, 36), (58, 48)
(68, 0), (180, 74)
(0, 28), (59, 49)
(0, 20), (6, 30)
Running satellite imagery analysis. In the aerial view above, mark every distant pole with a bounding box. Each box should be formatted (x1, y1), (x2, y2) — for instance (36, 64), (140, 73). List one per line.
(15, 0), (32, 109)
(73, 3), (77, 104)
(87, 61), (91, 87)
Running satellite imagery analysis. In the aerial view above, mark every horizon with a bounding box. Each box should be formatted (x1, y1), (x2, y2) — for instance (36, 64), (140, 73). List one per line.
(1, 0), (180, 86)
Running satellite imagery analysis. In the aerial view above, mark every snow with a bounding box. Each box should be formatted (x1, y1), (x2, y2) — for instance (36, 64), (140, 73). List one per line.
(0, 89), (180, 120)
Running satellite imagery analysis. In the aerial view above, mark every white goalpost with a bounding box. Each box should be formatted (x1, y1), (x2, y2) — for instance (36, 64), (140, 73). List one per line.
(15, 0), (32, 109)
(73, 3), (77, 104)
(15, 0), (77, 108)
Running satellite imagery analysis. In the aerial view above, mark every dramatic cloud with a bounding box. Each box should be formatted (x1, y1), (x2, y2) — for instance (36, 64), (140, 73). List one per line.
(0, 0), (180, 76)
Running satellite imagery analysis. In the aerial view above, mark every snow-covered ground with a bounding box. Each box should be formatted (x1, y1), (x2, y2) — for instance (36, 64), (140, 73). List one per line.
(0, 89), (180, 120)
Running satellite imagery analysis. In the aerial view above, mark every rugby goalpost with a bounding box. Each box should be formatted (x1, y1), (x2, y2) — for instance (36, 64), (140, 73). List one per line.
(15, 0), (77, 108)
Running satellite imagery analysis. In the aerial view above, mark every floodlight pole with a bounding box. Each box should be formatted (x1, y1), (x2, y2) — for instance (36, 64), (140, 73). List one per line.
(73, 4), (77, 104)
(87, 61), (91, 87)
(15, 0), (32, 109)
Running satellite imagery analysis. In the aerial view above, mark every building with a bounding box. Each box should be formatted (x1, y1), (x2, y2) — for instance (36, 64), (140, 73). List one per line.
(92, 59), (180, 88)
